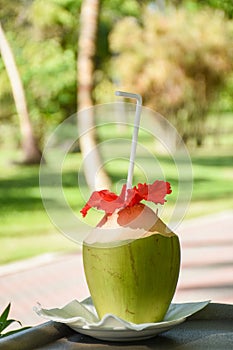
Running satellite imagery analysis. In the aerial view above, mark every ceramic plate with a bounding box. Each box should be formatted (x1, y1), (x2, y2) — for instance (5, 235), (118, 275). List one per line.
(70, 317), (186, 341)
(34, 298), (210, 342)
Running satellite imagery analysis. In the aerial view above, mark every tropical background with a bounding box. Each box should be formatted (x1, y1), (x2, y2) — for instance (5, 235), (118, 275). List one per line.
(0, 0), (233, 265)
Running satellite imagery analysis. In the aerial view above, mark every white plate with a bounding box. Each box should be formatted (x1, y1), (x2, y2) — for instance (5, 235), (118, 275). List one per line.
(71, 317), (186, 341)
(34, 298), (210, 342)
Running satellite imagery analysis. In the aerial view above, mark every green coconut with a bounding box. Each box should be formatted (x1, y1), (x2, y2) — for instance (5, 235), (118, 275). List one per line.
(83, 203), (180, 324)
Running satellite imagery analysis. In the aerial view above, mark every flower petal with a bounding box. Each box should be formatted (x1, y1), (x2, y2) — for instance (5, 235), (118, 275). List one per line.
(80, 190), (119, 217)
(97, 190), (124, 214)
(138, 180), (172, 204)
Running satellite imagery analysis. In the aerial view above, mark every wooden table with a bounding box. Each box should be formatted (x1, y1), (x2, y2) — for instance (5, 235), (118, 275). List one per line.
(0, 303), (232, 350)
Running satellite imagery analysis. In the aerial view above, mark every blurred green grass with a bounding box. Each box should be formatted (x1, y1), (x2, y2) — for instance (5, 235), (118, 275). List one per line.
(0, 139), (233, 264)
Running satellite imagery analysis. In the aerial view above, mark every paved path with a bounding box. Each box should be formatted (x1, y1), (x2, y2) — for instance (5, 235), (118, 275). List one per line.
(0, 211), (232, 328)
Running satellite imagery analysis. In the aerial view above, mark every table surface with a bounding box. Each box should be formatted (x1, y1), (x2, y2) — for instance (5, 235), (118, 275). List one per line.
(0, 303), (232, 350)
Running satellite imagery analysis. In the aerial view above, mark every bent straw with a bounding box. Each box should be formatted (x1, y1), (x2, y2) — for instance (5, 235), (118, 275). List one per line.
(115, 91), (142, 197)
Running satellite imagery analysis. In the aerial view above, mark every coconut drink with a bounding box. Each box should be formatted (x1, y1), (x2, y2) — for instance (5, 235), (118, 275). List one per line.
(81, 181), (180, 324)
(81, 91), (180, 324)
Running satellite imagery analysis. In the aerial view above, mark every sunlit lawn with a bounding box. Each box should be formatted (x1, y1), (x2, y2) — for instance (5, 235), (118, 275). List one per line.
(0, 125), (233, 264)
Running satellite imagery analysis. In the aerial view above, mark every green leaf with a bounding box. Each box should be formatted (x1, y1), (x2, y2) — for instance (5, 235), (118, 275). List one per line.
(0, 319), (22, 333)
(0, 303), (11, 324)
(0, 327), (31, 338)
(0, 304), (23, 334)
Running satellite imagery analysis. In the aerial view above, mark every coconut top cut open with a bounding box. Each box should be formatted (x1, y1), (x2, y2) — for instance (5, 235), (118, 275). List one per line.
(81, 180), (174, 245)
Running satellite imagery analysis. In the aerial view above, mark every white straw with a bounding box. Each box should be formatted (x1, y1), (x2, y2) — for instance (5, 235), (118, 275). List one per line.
(115, 91), (142, 196)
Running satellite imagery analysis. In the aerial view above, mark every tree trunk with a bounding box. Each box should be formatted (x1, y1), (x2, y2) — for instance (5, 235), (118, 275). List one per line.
(77, 0), (111, 191)
(0, 21), (42, 164)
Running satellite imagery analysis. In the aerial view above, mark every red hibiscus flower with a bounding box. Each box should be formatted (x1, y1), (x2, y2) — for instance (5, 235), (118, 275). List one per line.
(80, 180), (172, 217)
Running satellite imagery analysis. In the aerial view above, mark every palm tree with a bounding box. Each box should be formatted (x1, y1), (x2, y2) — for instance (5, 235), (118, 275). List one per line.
(77, 0), (111, 191)
(0, 21), (42, 164)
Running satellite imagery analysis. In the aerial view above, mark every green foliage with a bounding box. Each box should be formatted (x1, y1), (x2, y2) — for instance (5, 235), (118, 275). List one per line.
(107, 6), (233, 145)
(0, 0), (80, 146)
(178, 0), (233, 18)
(0, 303), (30, 338)
(0, 0), (147, 148)
(30, 0), (76, 28)
(96, 0), (150, 91)
(0, 0), (232, 149)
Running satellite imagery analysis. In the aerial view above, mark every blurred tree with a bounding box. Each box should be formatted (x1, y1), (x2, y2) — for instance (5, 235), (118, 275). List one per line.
(170, 0), (233, 18)
(77, 0), (150, 189)
(0, 21), (42, 164)
(94, 0), (147, 102)
(0, 0), (145, 147)
(3, 0), (231, 155)
(77, 0), (111, 190)
(108, 6), (233, 147)
(0, 0), (79, 146)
